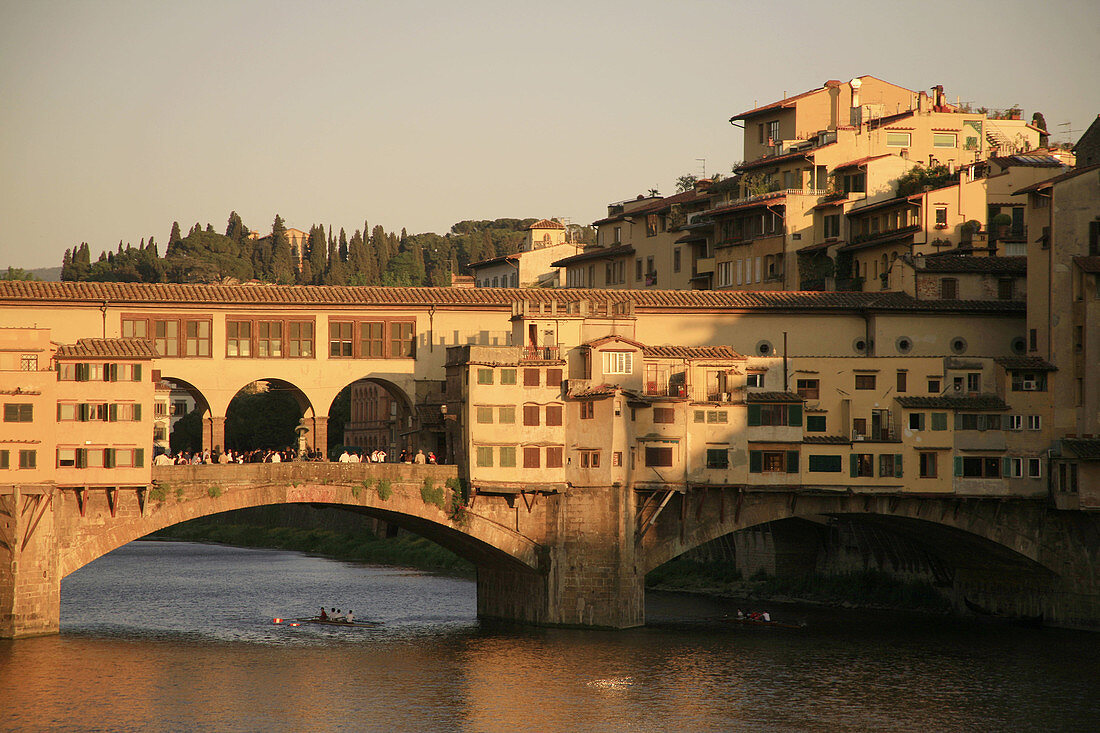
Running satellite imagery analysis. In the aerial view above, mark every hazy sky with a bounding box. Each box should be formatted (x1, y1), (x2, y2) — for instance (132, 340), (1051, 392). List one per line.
(2, 0), (1097, 270)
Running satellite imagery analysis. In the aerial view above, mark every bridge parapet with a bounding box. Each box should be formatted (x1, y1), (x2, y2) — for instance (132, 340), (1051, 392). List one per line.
(152, 462), (458, 487)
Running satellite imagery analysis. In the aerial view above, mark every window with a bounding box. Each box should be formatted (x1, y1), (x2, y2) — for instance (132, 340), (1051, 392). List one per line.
(966, 373), (981, 393)
(289, 322), (314, 357)
(930, 412), (947, 431)
(808, 454), (842, 473)
(933, 132), (957, 148)
(360, 322), (384, 357)
(716, 261), (732, 288)
(390, 322), (415, 357)
(477, 369), (494, 385)
(957, 456), (1002, 478)
(19, 450), (36, 469)
(749, 450), (798, 473)
(20, 355), (37, 371)
(806, 415), (826, 432)
(1058, 463), (1079, 493)
(185, 320), (211, 357)
(613, 451), (622, 467)
(1027, 415), (1041, 431)
(1007, 415), (1023, 431)
(523, 405), (540, 426)
(635, 258), (643, 281)
(886, 131), (911, 147)
(499, 446), (516, 468)
(824, 214), (841, 239)
(919, 452), (938, 478)
(746, 373), (764, 388)
(908, 413), (926, 431)
(546, 404), (563, 426)
(644, 446), (674, 467)
(500, 369), (517, 385)
(154, 319), (179, 357)
(767, 120), (780, 142)
(998, 279), (1014, 300)
(580, 402), (594, 419)
(604, 352), (633, 375)
(546, 369), (562, 387)
(855, 374), (876, 390)
(329, 322), (353, 357)
(579, 450), (601, 468)
(523, 447), (541, 468)
(1027, 458), (1041, 478)
(227, 321), (252, 357)
(879, 454), (902, 477)
(896, 371), (907, 393)
(940, 278), (958, 299)
(0, 450), (7, 469)
(476, 406), (494, 424)
(705, 410), (728, 424)
(524, 369), (540, 387)
(546, 446), (563, 468)
(851, 453), (874, 477)
(476, 446), (493, 467)
(3, 403), (32, 422)
(498, 406), (515, 424)
(257, 321), (282, 357)
(653, 407), (675, 424)
(747, 403), (802, 427)
(795, 379), (819, 399)
(673, 247), (681, 273)
(646, 214), (659, 237)
(955, 414), (1002, 431)
(706, 448), (729, 469)
(121, 318), (147, 338)
(928, 379), (941, 394)
(58, 403), (77, 421)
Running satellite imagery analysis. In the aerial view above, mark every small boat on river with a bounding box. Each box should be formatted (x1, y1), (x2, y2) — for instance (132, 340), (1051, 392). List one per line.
(272, 616), (382, 628)
(718, 614), (805, 629)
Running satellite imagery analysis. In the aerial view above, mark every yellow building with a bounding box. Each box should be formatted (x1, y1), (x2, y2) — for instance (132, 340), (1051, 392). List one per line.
(469, 219), (581, 289)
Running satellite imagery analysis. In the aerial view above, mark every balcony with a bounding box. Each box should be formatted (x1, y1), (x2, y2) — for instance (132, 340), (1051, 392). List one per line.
(645, 383), (687, 398)
(694, 257), (715, 274)
(521, 345), (560, 361)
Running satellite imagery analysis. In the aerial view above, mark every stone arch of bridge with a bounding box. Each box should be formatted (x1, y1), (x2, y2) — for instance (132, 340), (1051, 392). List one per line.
(222, 377), (316, 453)
(326, 375), (418, 455)
(57, 469), (544, 583)
(639, 492), (1063, 580)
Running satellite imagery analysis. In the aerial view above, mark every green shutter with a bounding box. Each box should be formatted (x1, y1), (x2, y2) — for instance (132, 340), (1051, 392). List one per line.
(79, 404), (89, 421)
(133, 404), (141, 421)
(850, 453), (858, 477)
(108, 364), (118, 382)
(104, 448), (114, 468)
(749, 451), (762, 473)
(132, 364), (142, 382)
(56, 403), (62, 420)
(895, 454), (903, 478)
(134, 448), (144, 468)
(76, 363), (88, 382)
(1002, 456), (1012, 478)
(788, 404), (803, 427)
(76, 449), (87, 469)
(786, 450), (799, 473)
(931, 412), (947, 431)
(108, 404), (118, 422)
(747, 404), (761, 426)
(954, 456), (963, 476)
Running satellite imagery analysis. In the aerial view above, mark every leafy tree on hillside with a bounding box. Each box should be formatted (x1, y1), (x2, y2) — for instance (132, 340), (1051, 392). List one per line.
(895, 164), (956, 198)
(164, 229), (253, 282)
(1, 267), (38, 281)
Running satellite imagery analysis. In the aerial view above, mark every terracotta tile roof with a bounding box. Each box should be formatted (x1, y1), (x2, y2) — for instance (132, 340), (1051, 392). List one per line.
(746, 391), (803, 403)
(839, 225), (921, 253)
(848, 194), (921, 216)
(706, 191), (788, 217)
(467, 253), (519, 269)
(802, 435), (850, 444)
(592, 188), (709, 226)
(895, 395), (1010, 410)
(0, 281), (1026, 315)
(415, 404), (444, 425)
(913, 255), (1027, 275)
(1074, 256), (1100, 274)
(734, 150), (815, 173)
(527, 219), (565, 230)
(551, 244), (635, 267)
(585, 335), (646, 349)
(55, 338), (158, 359)
(1061, 438), (1100, 461)
(641, 345), (744, 360)
(569, 384), (618, 399)
(993, 356), (1057, 371)
(990, 154), (1066, 168)
(675, 233), (708, 244)
(833, 154), (894, 170)
(730, 85), (824, 121)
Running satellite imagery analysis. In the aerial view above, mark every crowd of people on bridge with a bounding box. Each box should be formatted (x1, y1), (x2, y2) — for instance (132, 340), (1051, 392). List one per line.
(154, 446), (441, 465)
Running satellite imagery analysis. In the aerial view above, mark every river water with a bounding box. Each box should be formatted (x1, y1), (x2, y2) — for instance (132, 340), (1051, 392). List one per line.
(2, 541), (1097, 732)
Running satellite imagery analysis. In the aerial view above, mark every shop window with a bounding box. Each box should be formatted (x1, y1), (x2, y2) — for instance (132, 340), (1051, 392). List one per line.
(644, 446), (674, 467)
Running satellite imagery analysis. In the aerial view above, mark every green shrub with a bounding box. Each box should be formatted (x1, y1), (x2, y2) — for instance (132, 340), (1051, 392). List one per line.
(175, 487), (185, 502)
(420, 478), (445, 509)
(149, 485), (167, 502)
(376, 478), (392, 501)
(207, 485), (223, 499)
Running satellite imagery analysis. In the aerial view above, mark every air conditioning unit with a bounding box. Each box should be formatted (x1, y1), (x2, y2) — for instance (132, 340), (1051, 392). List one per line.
(1022, 380), (1037, 391)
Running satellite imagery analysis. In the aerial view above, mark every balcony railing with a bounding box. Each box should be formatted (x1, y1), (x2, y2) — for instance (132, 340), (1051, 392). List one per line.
(521, 346), (560, 361)
(645, 383), (687, 398)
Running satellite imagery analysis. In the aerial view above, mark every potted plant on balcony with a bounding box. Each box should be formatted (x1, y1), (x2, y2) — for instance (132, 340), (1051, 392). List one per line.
(991, 213), (1012, 240)
(960, 219), (982, 247)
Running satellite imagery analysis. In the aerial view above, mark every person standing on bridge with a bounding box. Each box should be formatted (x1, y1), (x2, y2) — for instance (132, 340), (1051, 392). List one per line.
(414, 450), (426, 464)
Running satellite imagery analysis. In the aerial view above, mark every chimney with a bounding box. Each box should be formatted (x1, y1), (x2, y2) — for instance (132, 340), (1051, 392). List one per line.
(849, 78), (863, 127)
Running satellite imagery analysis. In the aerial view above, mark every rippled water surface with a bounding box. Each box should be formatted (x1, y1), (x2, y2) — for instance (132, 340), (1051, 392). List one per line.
(2, 541), (1098, 732)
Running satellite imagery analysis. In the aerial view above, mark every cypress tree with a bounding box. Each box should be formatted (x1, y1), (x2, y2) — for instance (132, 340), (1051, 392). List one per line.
(270, 215), (295, 284)
(308, 224), (327, 284)
(168, 221), (182, 254)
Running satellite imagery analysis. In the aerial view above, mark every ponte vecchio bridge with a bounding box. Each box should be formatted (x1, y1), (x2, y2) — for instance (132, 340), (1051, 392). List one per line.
(1, 281), (1098, 637)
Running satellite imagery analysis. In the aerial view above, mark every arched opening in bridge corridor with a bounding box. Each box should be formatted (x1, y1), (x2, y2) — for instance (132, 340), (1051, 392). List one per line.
(328, 377), (440, 461)
(157, 377), (211, 455)
(647, 513), (1057, 619)
(224, 378), (314, 456)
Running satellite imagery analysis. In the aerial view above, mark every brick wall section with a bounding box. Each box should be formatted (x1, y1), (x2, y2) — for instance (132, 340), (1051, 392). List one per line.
(0, 488), (61, 639)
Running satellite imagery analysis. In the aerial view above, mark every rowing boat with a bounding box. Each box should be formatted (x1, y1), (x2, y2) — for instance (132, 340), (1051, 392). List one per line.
(272, 616), (382, 628)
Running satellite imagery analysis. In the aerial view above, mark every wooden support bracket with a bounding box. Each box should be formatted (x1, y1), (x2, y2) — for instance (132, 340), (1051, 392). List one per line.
(137, 487), (146, 516)
(695, 486), (708, 523)
(21, 493), (53, 552)
(106, 488), (118, 518)
(733, 488), (744, 524)
(75, 488), (87, 517)
(520, 490), (540, 513)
